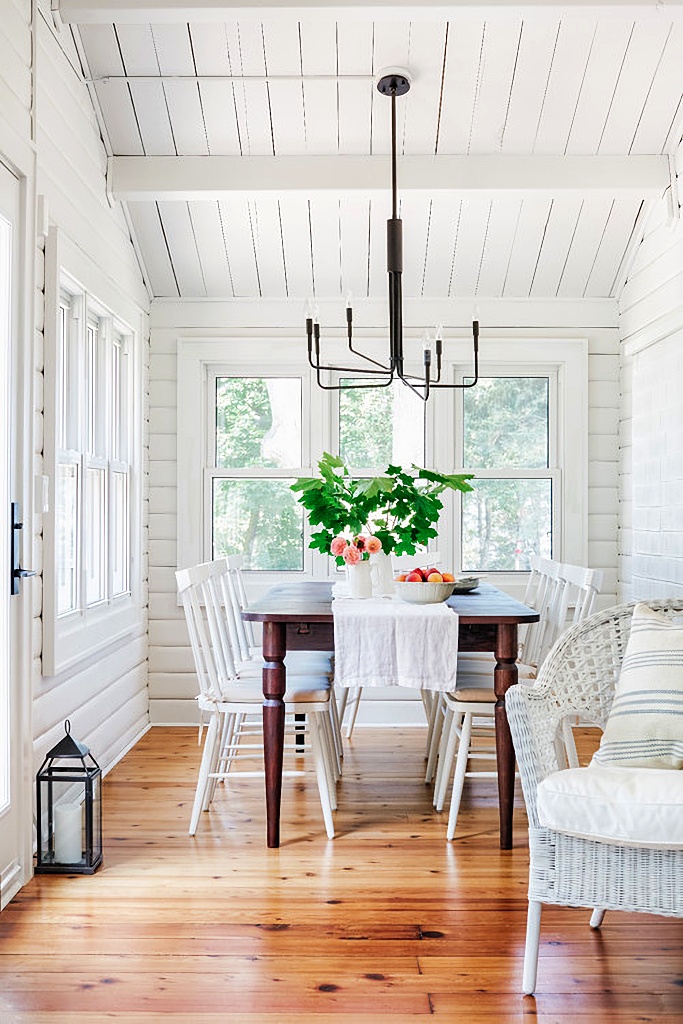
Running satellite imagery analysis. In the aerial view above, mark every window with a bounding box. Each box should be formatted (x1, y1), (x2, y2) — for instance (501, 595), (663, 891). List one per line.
(55, 290), (133, 611)
(209, 375), (305, 570)
(44, 230), (142, 675)
(460, 376), (555, 572)
(177, 337), (586, 583)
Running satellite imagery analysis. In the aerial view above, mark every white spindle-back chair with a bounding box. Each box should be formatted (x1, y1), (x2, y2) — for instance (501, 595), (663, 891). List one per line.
(176, 562), (338, 838)
(430, 562), (604, 839)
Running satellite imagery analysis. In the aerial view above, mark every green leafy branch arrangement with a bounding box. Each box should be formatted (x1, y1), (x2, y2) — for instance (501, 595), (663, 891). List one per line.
(291, 452), (474, 564)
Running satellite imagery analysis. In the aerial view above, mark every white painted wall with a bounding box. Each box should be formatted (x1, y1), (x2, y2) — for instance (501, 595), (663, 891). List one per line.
(1, 2), (151, 776)
(148, 297), (620, 726)
(619, 150), (683, 601)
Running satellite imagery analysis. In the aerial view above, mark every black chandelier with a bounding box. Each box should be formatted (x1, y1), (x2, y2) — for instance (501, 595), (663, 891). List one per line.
(306, 68), (479, 402)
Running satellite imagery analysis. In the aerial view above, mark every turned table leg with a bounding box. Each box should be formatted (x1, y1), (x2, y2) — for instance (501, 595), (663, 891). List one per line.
(494, 623), (519, 850)
(262, 620), (287, 848)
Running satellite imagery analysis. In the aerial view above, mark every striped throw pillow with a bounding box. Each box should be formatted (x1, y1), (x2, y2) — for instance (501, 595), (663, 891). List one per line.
(592, 603), (683, 770)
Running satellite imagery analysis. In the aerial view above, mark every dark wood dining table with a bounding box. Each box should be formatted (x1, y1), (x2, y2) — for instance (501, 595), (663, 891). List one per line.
(243, 581), (539, 849)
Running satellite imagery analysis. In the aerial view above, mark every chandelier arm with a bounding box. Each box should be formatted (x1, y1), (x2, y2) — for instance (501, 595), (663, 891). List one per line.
(346, 343), (392, 371)
(313, 370), (396, 391)
(307, 317), (393, 375)
(308, 351), (396, 376)
(346, 305), (393, 370)
(417, 321), (480, 390)
(395, 369), (428, 402)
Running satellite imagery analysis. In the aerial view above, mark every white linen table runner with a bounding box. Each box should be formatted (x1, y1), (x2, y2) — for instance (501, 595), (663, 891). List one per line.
(332, 597), (459, 691)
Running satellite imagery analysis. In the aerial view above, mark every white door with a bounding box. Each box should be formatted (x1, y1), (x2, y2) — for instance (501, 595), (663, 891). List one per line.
(0, 160), (31, 907)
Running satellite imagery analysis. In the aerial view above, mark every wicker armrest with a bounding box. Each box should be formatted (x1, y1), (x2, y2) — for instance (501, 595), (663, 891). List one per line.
(506, 683), (567, 826)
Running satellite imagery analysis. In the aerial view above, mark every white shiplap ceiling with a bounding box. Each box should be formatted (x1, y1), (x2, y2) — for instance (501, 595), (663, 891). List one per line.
(63, 1), (683, 300)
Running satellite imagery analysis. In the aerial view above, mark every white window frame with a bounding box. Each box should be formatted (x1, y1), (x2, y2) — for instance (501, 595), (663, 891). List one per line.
(431, 337), (587, 586)
(178, 338), (330, 582)
(177, 334), (587, 591)
(43, 229), (144, 676)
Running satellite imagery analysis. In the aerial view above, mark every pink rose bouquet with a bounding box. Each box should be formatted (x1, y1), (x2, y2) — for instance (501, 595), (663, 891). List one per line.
(330, 533), (382, 566)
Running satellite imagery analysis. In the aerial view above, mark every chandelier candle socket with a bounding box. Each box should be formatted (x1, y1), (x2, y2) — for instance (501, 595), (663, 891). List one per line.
(306, 69), (480, 401)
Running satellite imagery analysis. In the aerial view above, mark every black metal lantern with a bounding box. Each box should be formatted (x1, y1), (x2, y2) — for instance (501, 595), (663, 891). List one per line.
(35, 720), (102, 874)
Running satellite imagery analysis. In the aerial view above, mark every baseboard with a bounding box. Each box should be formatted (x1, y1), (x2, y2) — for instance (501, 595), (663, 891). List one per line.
(0, 859), (24, 911)
(102, 722), (152, 776)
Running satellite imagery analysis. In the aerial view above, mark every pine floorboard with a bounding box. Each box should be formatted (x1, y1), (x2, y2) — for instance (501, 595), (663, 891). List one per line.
(0, 725), (682, 1022)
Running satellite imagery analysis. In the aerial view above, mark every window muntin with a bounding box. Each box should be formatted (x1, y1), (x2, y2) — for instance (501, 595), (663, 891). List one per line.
(210, 375), (305, 571)
(338, 378), (424, 469)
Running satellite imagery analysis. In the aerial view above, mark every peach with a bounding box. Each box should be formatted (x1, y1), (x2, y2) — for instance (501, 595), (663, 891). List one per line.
(396, 573), (408, 582)
(442, 572), (455, 582)
(405, 571), (423, 583)
(427, 571), (443, 583)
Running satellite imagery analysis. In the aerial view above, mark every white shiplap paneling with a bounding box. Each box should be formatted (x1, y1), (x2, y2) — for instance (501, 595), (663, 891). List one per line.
(146, 298), (620, 724)
(30, 15), (150, 772)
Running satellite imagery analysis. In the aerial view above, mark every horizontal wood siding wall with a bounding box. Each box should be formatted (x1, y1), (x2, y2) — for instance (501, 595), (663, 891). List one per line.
(30, 10), (150, 772)
(618, 156), (683, 602)
(147, 299), (620, 726)
(0, 0), (32, 152)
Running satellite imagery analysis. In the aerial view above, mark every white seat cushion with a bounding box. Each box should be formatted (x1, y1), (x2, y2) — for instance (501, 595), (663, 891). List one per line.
(220, 675), (331, 704)
(537, 765), (683, 848)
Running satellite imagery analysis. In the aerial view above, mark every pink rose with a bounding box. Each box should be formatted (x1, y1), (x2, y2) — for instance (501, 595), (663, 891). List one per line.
(342, 545), (361, 565)
(353, 535), (367, 552)
(366, 536), (382, 554)
(330, 536), (347, 557)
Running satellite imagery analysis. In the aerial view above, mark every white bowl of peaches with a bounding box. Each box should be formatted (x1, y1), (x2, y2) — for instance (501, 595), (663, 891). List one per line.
(393, 566), (457, 604)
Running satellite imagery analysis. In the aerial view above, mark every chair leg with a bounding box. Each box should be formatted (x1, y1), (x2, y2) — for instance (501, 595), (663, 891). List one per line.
(320, 712), (339, 807)
(422, 690), (437, 755)
(522, 900), (542, 995)
(336, 686), (349, 724)
(308, 715), (336, 839)
(328, 690), (344, 772)
(205, 711), (234, 807)
(446, 711), (473, 840)
(589, 908), (606, 928)
(190, 713), (219, 836)
(433, 706), (459, 811)
(344, 686), (363, 738)
(425, 696), (446, 784)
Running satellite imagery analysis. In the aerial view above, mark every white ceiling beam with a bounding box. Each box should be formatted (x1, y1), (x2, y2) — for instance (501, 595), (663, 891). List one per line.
(108, 154), (668, 201)
(56, 0), (683, 25)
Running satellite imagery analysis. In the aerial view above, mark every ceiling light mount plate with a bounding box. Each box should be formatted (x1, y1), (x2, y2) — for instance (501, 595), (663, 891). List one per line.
(376, 67), (411, 97)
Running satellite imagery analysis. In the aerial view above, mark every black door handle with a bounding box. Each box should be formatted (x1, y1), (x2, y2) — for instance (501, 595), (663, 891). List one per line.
(11, 502), (36, 596)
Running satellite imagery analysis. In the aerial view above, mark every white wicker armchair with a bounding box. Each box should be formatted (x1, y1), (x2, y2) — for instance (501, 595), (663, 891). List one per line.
(506, 600), (683, 995)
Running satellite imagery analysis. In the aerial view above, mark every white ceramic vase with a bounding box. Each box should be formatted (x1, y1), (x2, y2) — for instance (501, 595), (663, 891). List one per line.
(370, 550), (394, 596)
(346, 561), (373, 599)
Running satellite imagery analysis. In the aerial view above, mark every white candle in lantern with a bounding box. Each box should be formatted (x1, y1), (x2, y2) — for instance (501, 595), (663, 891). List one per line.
(54, 803), (82, 863)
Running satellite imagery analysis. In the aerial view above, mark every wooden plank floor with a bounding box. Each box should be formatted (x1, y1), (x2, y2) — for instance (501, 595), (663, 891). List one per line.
(1, 726), (682, 1022)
